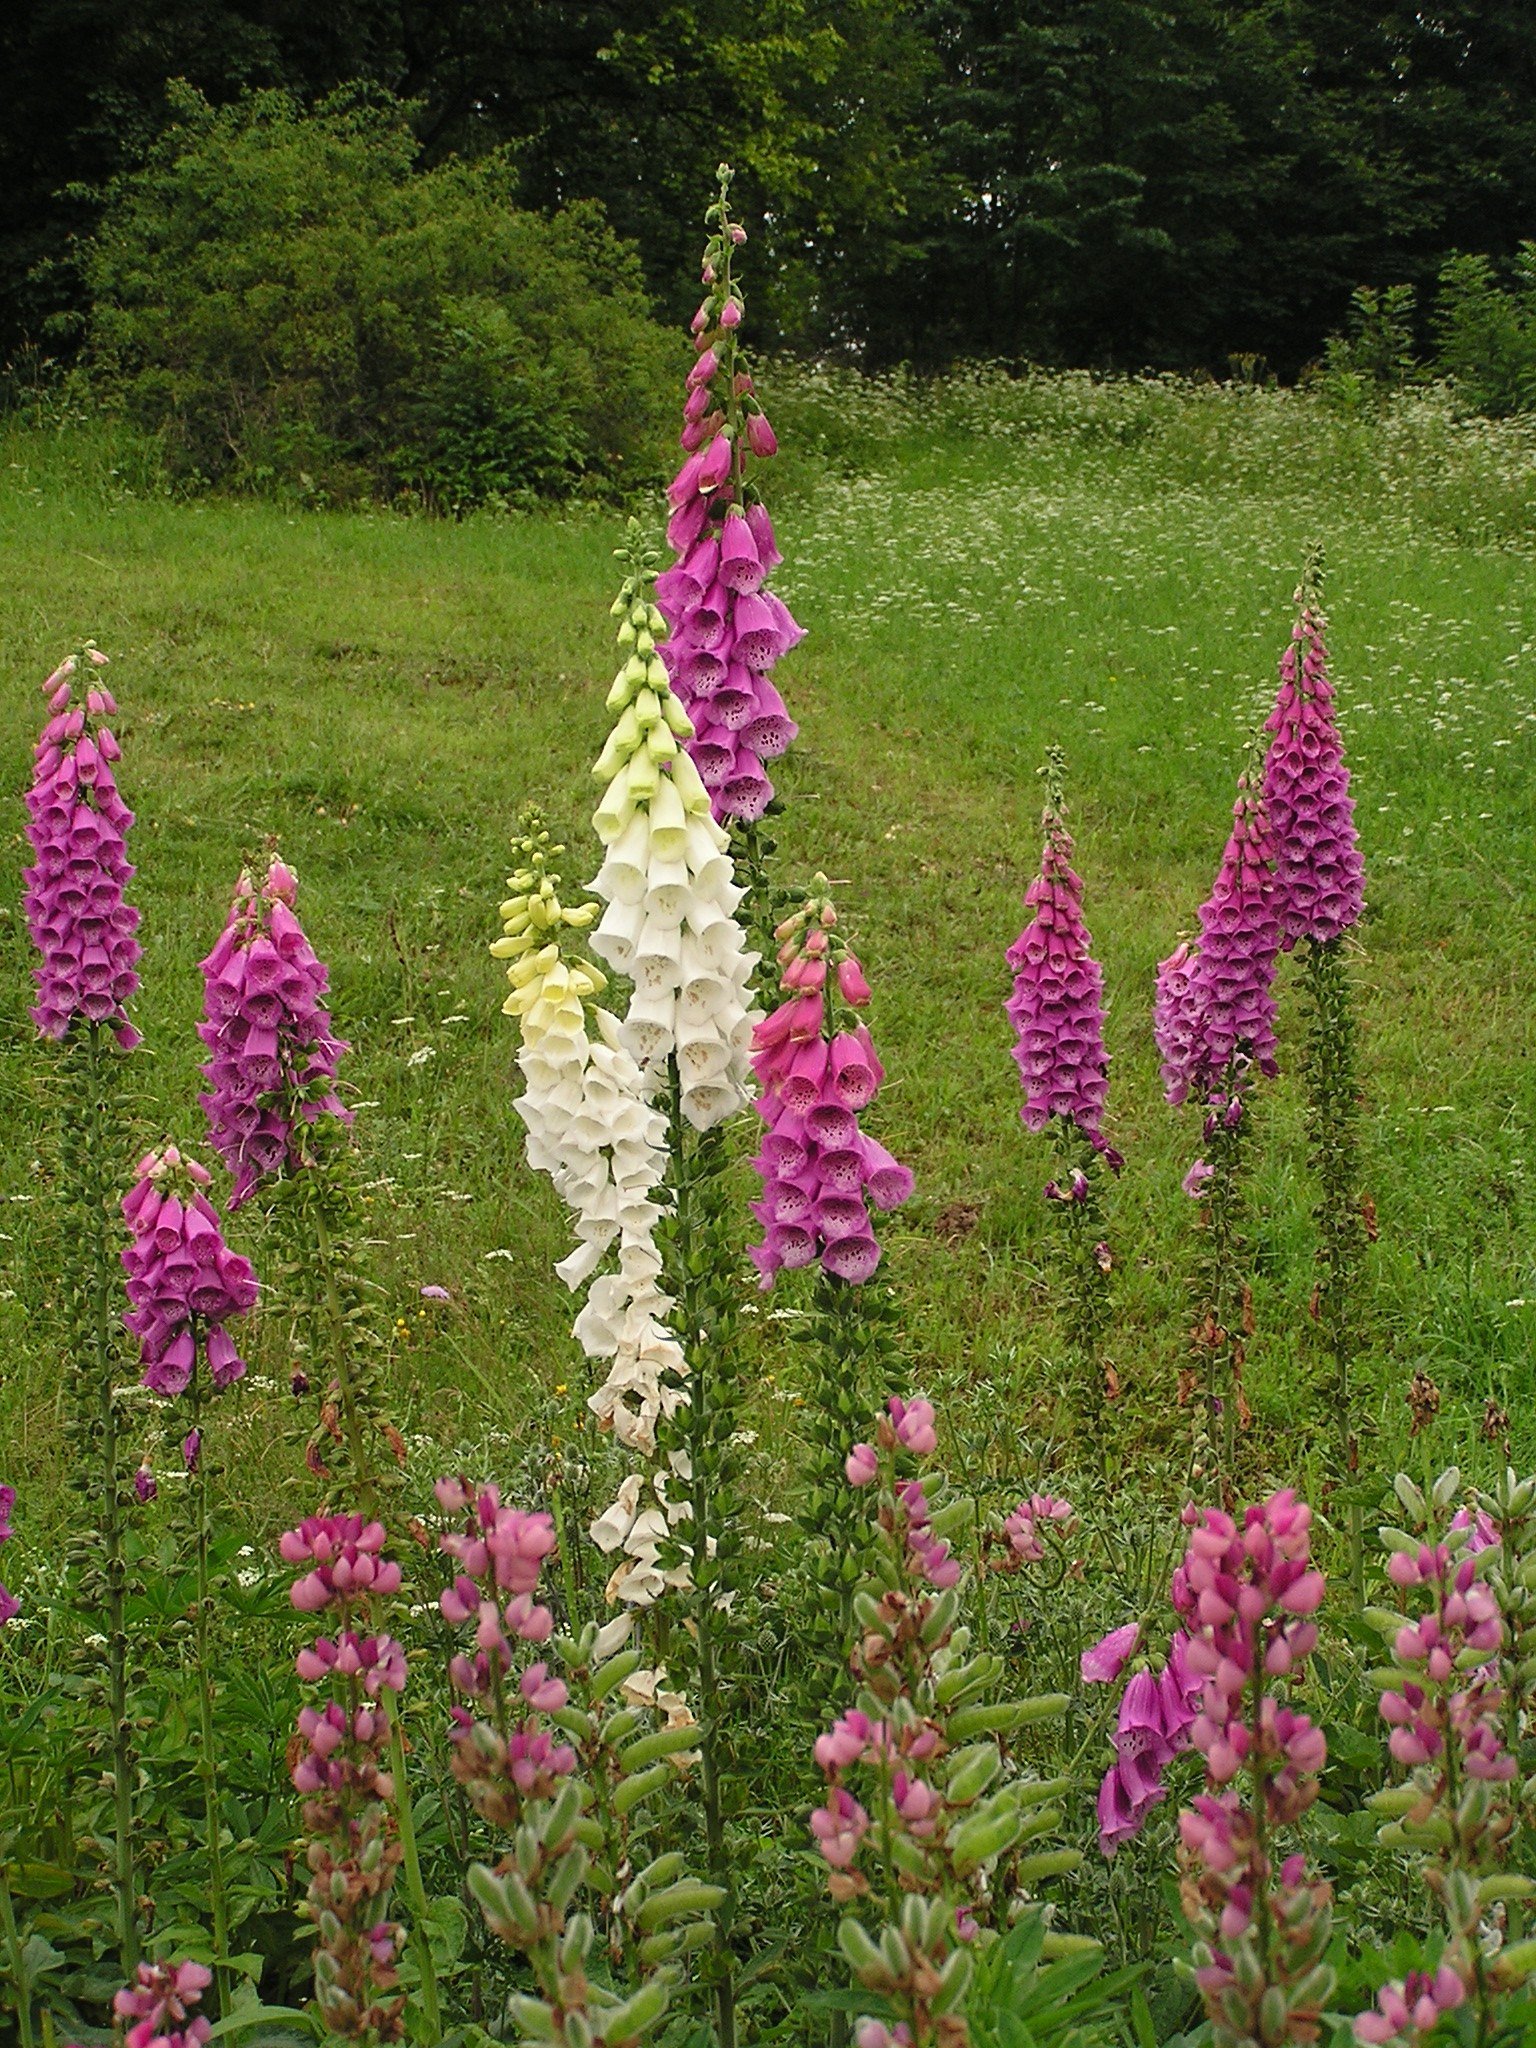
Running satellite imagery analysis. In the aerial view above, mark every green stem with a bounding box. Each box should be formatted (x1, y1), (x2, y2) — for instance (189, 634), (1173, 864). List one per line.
(670, 1068), (737, 2048)
(1196, 1064), (1250, 1497)
(0, 1861), (36, 2048)
(190, 1366), (232, 2016)
(1302, 937), (1366, 1607)
(386, 1713), (441, 2042)
(549, 1480), (584, 1639)
(308, 1198), (441, 2043)
(310, 1202), (371, 1489)
(83, 1023), (139, 1975)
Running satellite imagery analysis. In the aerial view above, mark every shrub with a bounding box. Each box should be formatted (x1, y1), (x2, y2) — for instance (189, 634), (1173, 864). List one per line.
(84, 84), (680, 506)
(1314, 285), (1421, 409)
(1434, 247), (1536, 419)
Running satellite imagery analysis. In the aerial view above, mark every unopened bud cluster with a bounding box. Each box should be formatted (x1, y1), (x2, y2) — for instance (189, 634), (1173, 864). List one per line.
(816, 1396), (1076, 2047)
(280, 1510), (407, 2041)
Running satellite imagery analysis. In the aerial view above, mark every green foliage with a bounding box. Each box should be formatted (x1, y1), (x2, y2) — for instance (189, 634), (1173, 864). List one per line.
(83, 86), (678, 506)
(965, 1909), (1131, 2048)
(1435, 248), (1536, 421)
(1317, 286), (1422, 408)
(7, 0), (1536, 378)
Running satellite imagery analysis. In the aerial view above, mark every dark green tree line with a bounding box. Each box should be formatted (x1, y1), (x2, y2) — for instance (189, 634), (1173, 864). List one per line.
(3, 0), (1534, 376)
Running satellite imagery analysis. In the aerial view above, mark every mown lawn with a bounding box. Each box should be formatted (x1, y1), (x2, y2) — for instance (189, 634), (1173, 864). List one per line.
(2, 377), (1535, 1576)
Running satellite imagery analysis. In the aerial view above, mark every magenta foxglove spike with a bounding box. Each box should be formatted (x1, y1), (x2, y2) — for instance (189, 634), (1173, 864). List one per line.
(1006, 803), (1109, 1140)
(22, 646), (141, 1047)
(121, 1147), (258, 1397)
(1155, 770), (1280, 1106)
(654, 192), (800, 824)
(1262, 575), (1364, 949)
(197, 858), (351, 1205)
(748, 886), (910, 1287)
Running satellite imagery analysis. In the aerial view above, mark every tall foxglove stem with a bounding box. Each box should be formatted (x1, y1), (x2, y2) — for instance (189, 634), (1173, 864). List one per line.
(28, 645), (144, 1979)
(1302, 935), (1367, 1593)
(122, 1146), (257, 2014)
(1262, 549), (1368, 1599)
(65, 1023), (140, 1976)
(1044, 1121), (1115, 1420)
(0, 1860), (34, 2048)
(201, 858), (441, 2039)
(186, 1363), (232, 2014)
(1189, 1064), (1253, 1493)
(305, 1193), (442, 2044)
(1157, 739), (1277, 1498)
(664, 1067), (739, 2048)
(801, 1272), (902, 1657)
(751, 878), (914, 1675)
(1007, 752), (1118, 1417)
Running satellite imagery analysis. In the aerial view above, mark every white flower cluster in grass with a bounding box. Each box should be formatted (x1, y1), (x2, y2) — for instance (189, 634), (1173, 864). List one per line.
(587, 574), (760, 1130)
(493, 823), (691, 1606)
(588, 1455), (703, 1609)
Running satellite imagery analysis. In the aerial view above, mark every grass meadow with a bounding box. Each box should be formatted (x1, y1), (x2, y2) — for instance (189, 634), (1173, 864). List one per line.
(3, 366), (1536, 1587)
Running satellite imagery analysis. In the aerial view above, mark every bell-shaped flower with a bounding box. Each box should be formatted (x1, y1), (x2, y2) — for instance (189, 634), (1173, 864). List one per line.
(1262, 572), (1364, 949)
(23, 646), (141, 1048)
(122, 1148), (258, 1398)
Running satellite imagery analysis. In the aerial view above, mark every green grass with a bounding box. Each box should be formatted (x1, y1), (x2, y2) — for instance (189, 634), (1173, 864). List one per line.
(2, 374), (1536, 1583)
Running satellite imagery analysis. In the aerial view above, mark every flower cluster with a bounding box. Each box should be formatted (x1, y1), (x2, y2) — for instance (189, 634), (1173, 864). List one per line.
(433, 1482), (578, 1829)
(1000, 1491), (1077, 1567)
(815, 1395), (1077, 2048)
(281, 1513), (402, 1612)
(654, 178), (801, 822)
(588, 543), (759, 1128)
(1354, 1967), (1465, 2046)
(1092, 1634), (1200, 1855)
(1378, 1537), (1509, 1781)
(1175, 1492), (1326, 1787)
(748, 882), (912, 1288)
(435, 1478), (559, 1694)
(489, 812), (692, 1609)
(1155, 766), (1280, 1107)
(495, 819), (685, 1441)
(588, 1460), (696, 1607)
(23, 646), (141, 1046)
(1005, 777), (1109, 1143)
(198, 858), (351, 1206)
(121, 1147), (259, 1396)
(113, 1959), (213, 2048)
(1174, 1492), (1334, 2048)
(281, 1510), (406, 2043)
(1262, 578), (1364, 949)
